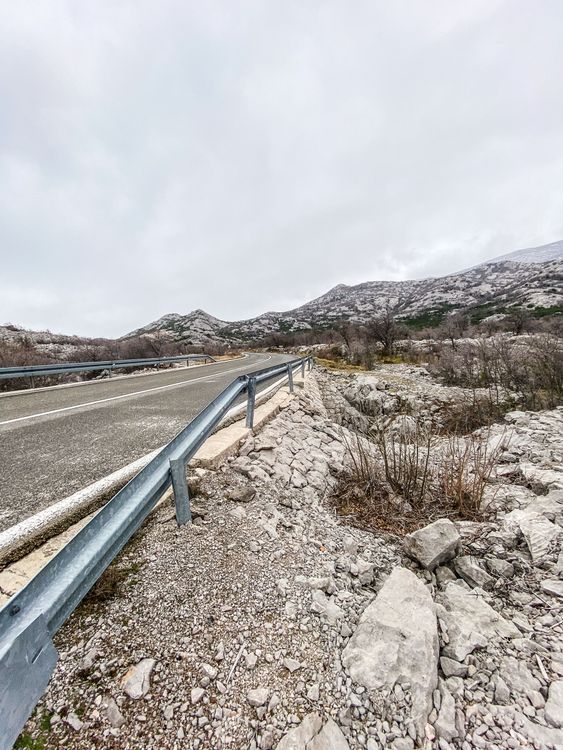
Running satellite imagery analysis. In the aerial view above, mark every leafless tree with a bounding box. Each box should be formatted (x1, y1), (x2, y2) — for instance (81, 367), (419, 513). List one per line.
(367, 302), (399, 356)
(508, 307), (532, 336)
(441, 312), (469, 349)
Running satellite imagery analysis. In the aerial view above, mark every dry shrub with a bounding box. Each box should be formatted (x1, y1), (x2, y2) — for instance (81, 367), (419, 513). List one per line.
(374, 420), (433, 508)
(332, 417), (504, 535)
(438, 393), (515, 434)
(431, 335), (563, 411)
(438, 433), (502, 517)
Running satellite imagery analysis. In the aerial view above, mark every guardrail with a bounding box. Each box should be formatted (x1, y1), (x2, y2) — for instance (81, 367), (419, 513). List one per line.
(0, 355), (313, 748)
(0, 354), (216, 382)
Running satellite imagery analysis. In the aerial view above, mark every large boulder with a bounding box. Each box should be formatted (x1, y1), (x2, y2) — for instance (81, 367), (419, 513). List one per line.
(437, 582), (520, 661)
(404, 519), (461, 570)
(341, 567), (438, 737)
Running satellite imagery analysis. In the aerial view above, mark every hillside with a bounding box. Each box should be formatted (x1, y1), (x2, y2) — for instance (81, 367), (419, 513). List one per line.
(126, 246), (563, 346)
(485, 238), (563, 265)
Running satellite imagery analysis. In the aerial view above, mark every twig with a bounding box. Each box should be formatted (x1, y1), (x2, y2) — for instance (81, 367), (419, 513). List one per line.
(226, 641), (246, 685)
(536, 654), (549, 682)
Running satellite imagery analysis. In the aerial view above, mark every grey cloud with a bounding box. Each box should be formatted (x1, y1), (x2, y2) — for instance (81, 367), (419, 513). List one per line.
(1, 1), (563, 336)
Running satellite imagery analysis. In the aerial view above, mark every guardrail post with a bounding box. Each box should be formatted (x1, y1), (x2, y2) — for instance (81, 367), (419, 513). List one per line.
(169, 458), (191, 525)
(301, 360), (305, 378)
(308, 357), (312, 371)
(245, 377), (257, 428)
(287, 363), (294, 393)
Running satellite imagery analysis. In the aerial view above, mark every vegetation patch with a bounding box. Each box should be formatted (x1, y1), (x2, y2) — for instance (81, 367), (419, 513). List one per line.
(331, 419), (503, 536)
(401, 304), (456, 330)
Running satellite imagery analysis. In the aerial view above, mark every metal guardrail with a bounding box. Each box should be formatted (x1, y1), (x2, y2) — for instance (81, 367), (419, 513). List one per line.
(0, 355), (313, 748)
(0, 354), (215, 381)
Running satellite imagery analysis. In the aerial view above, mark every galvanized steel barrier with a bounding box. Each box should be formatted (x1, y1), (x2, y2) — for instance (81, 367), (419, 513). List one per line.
(0, 355), (312, 748)
(0, 354), (215, 382)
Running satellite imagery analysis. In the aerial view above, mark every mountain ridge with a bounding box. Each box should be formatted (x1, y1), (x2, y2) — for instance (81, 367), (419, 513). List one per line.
(126, 240), (563, 345)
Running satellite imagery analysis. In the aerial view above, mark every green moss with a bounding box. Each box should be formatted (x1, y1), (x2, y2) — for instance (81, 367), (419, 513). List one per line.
(38, 713), (52, 733)
(14, 734), (45, 750)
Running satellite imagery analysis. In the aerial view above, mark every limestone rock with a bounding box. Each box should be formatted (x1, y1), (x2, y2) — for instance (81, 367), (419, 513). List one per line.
(404, 519), (461, 571)
(120, 658), (156, 700)
(247, 688), (270, 707)
(541, 579), (563, 599)
(65, 713), (83, 731)
(310, 590), (344, 623)
(499, 656), (541, 696)
(341, 567), (439, 737)
(435, 682), (458, 742)
(438, 583), (519, 661)
(276, 713), (349, 750)
(308, 718), (350, 750)
(227, 486), (256, 503)
(104, 696), (126, 728)
(491, 704), (563, 748)
(545, 680), (563, 728)
(276, 713), (323, 749)
(453, 555), (495, 590)
(440, 656), (467, 678)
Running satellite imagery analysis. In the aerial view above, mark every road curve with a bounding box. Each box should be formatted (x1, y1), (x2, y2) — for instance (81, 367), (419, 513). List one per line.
(0, 352), (293, 532)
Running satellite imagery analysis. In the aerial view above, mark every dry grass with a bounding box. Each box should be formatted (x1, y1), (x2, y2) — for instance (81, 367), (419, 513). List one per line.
(316, 357), (368, 372)
(331, 418), (504, 535)
(84, 561), (144, 605)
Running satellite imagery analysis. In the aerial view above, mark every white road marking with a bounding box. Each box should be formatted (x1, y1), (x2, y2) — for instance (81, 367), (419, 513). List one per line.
(0, 356), (272, 426)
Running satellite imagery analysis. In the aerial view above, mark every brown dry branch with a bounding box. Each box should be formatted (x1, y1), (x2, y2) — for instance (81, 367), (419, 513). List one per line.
(332, 418), (506, 535)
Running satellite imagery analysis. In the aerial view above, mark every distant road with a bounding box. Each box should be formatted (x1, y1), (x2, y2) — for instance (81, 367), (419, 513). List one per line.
(0, 352), (292, 532)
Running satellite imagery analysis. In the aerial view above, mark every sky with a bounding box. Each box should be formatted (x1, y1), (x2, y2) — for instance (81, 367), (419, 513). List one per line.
(1, 1), (563, 338)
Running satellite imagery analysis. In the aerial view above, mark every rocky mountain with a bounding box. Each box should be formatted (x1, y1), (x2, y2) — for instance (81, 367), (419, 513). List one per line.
(127, 242), (563, 346)
(485, 239), (563, 265)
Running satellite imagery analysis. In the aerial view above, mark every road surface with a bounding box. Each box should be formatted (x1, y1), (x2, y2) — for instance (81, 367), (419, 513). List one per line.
(0, 352), (292, 532)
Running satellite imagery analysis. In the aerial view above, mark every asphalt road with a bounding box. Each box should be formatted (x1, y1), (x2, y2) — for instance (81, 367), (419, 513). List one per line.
(0, 352), (293, 532)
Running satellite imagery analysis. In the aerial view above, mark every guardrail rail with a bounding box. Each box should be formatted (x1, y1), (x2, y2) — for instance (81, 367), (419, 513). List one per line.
(0, 354), (216, 383)
(0, 355), (313, 748)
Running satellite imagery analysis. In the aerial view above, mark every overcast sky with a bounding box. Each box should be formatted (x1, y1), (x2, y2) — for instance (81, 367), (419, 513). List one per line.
(1, 1), (563, 338)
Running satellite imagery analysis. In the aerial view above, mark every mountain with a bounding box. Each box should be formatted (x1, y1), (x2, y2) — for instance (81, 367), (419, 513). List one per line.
(127, 241), (563, 345)
(484, 239), (563, 265)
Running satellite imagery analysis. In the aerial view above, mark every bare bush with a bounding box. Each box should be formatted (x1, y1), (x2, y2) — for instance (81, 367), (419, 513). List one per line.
(438, 433), (502, 517)
(431, 335), (563, 411)
(332, 417), (504, 534)
(373, 420), (433, 508)
(437, 392), (515, 434)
